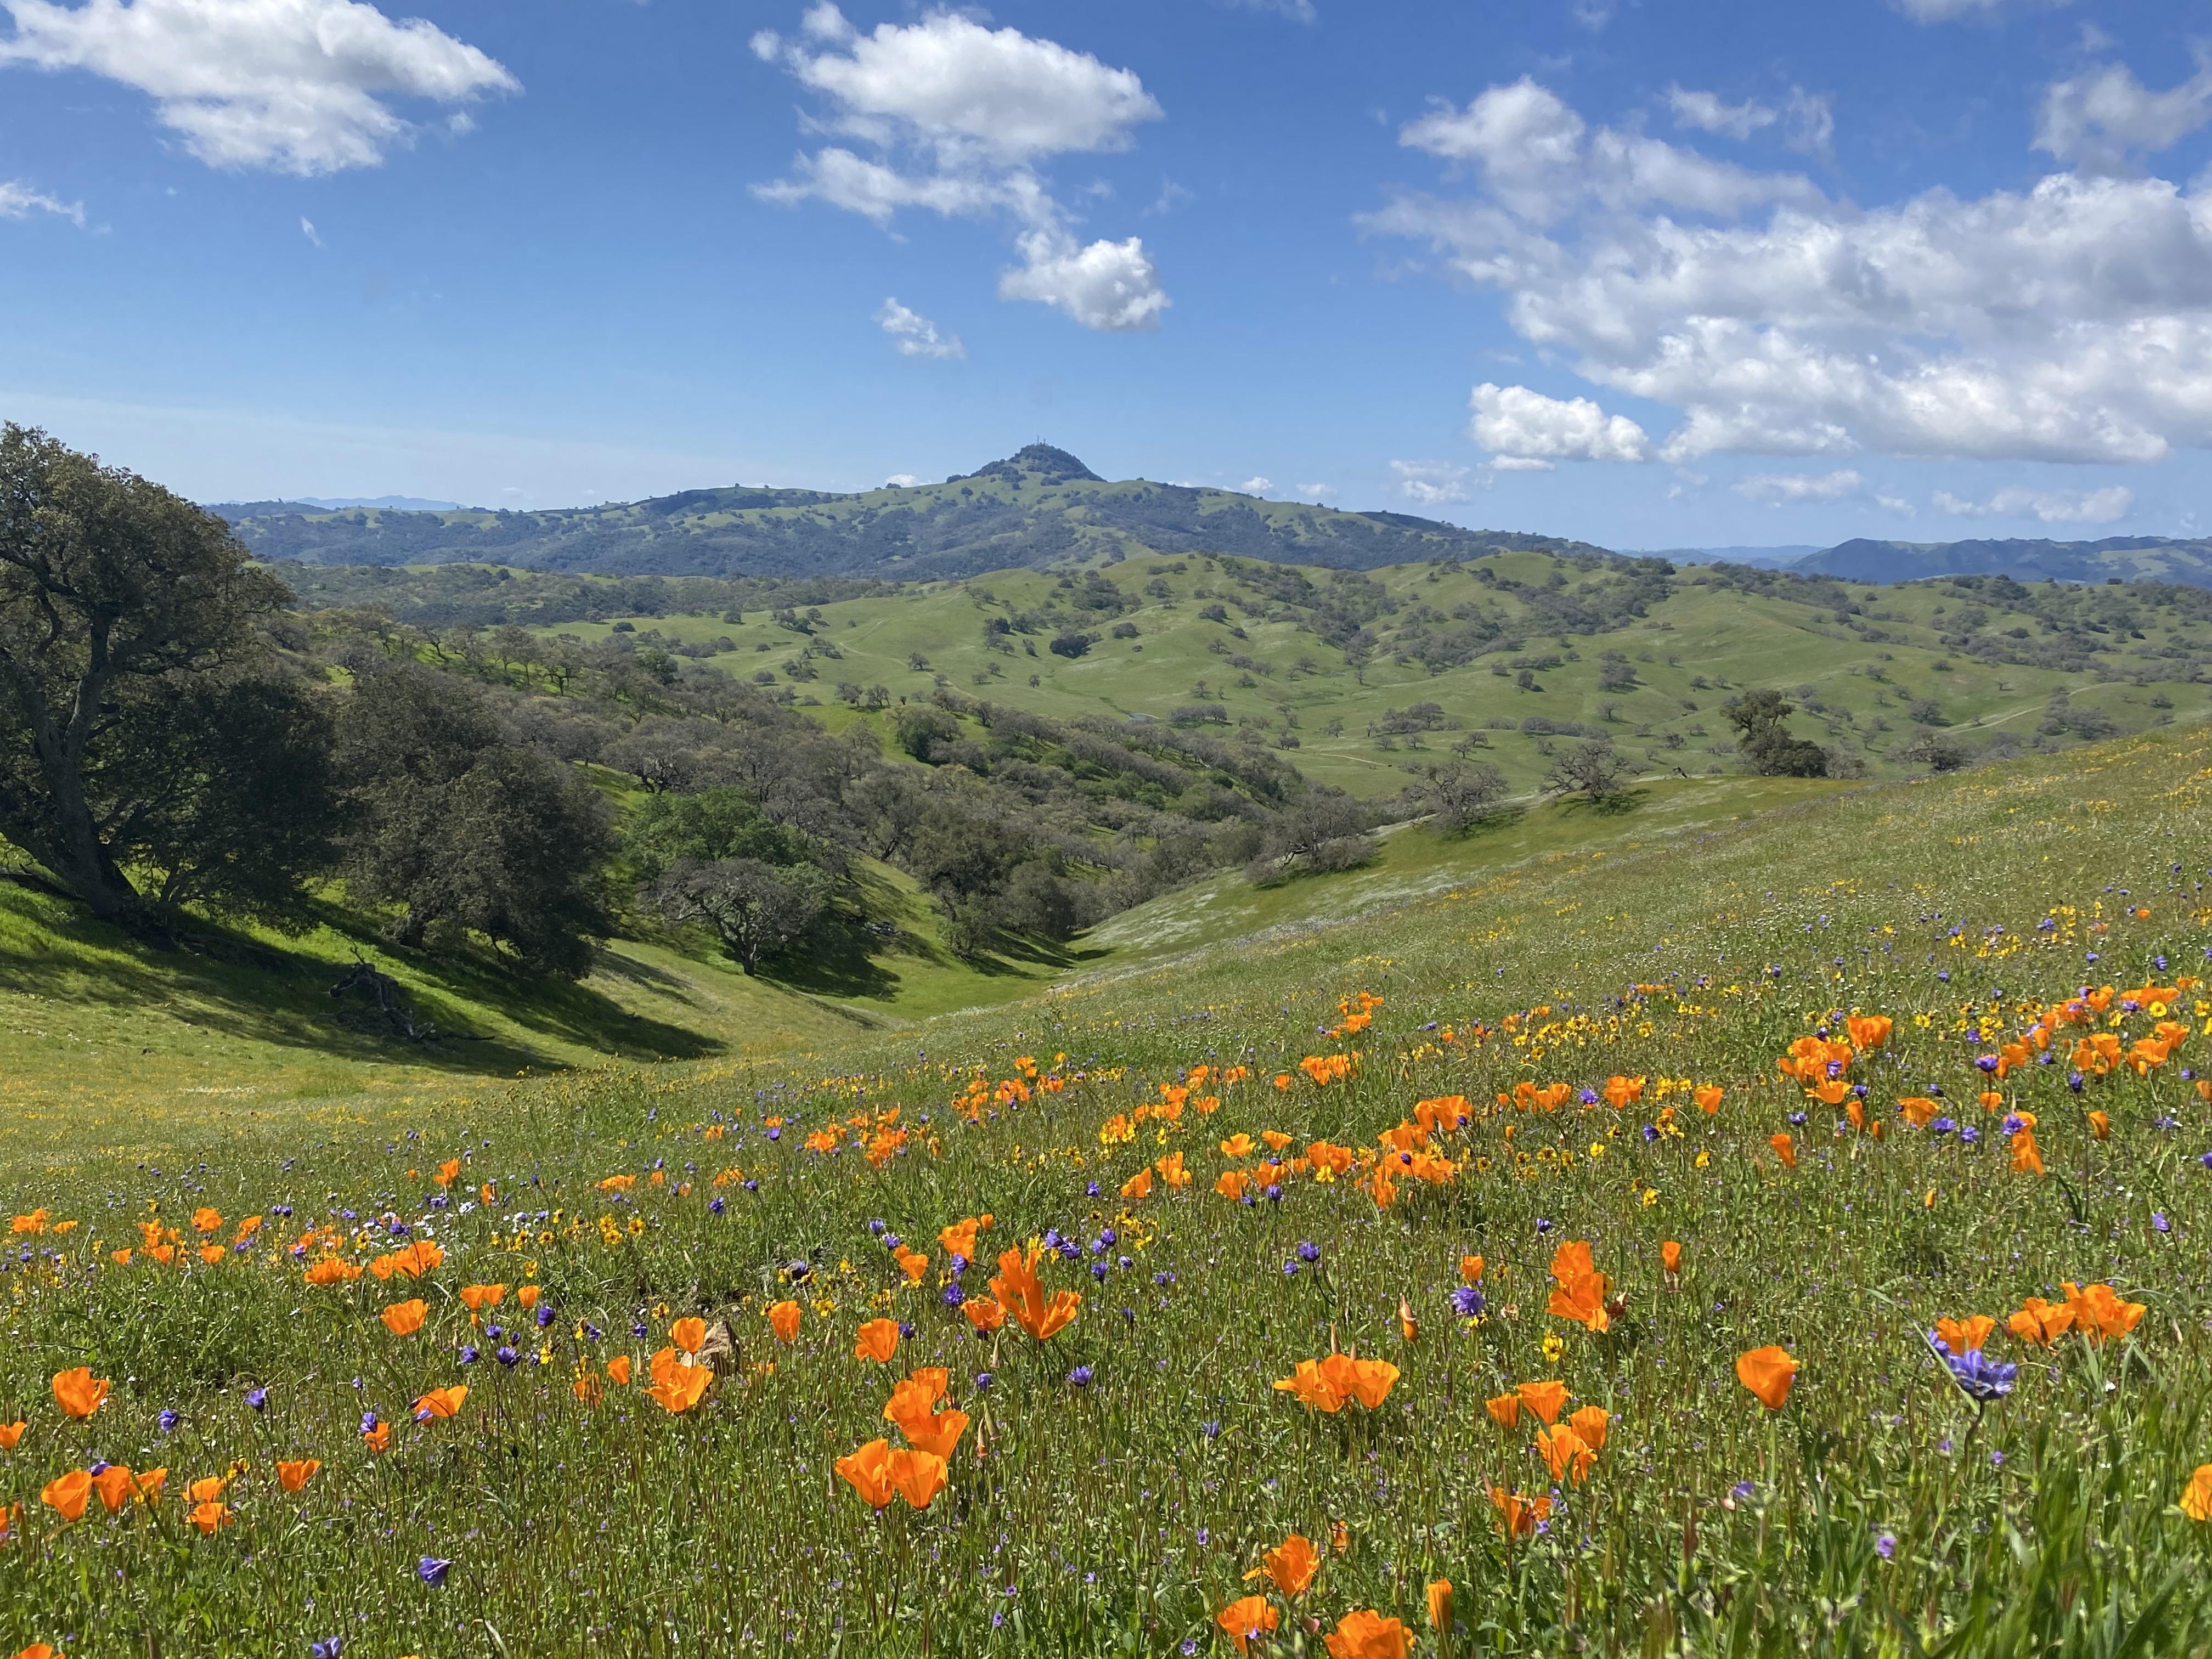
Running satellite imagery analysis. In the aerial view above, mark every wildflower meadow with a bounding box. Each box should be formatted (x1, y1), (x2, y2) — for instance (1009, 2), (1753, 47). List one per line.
(4, 727), (2212, 1657)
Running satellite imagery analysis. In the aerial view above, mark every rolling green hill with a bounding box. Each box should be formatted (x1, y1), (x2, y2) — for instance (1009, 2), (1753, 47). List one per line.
(448, 548), (2212, 800)
(213, 444), (1607, 579)
(1802, 534), (2212, 586)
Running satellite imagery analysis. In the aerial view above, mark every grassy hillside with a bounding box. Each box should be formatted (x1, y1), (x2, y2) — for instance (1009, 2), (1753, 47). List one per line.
(1806, 533), (2212, 586)
(215, 444), (1605, 579)
(510, 549), (2212, 798)
(1, 727), (2208, 1654)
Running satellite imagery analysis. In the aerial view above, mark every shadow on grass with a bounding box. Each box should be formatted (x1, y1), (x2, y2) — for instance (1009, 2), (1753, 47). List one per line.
(0, 889), (722, 1074)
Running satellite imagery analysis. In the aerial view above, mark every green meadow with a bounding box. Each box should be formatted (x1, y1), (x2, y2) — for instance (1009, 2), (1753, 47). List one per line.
(2, 724), (2209, 1655)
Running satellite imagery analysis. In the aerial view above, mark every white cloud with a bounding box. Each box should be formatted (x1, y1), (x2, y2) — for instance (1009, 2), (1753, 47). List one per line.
(1667, 87), (1776, 140)
(876, 297), (965, 359)
(0, 179), (83, 225)
(996, 229), (1167, 331)
(754, 7), (1167, 331)
(1734, 469), (1864, 503)
(1365, 78), (2212, 470)
(1934, 484), (2132, 523)
(1293, 482), (1333, 498)
(884, 473), (923, 488)
(1783, 89), (1835, 160)
(1469, 381), (1650, 464)
(2034, 58), (2212, 170)
(1390, 459), (1472, 505)
(1239, 476), (1272, 494)
(299, 215), (321, 246)
(1220, 0), (1316, 21)
(1889, 0), (2061, 19)
(0, 0), (516, 175)
(1877, 494), (1917, 516)
(1487, 455), (1555, 472)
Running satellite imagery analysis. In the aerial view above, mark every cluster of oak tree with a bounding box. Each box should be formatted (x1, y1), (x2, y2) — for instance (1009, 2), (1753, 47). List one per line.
(0, 429), (1372, 983)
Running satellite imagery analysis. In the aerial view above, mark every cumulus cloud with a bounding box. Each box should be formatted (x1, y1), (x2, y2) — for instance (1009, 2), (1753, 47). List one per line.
(1734, 469), (1864, 503)
(884, 473), (923, 488)
(1934, 484), (2133, 523)
(1293, 482), (1333, 499)
(2034, 57), (2212, 170)
(0, 178), (83, 225)
(0, 0), (516, 174)
(1469, 381), (1650, 464)
(1667, 87), (1776, 140)
(1390, 459), (1471, 505)
(1364, 75), (2212, 473)
(754, 6), (1167, 331)
(1239, 476), (1272, 493)
(876, 297), (965, 359)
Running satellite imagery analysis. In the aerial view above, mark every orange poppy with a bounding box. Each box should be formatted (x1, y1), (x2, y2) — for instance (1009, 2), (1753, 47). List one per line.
(188, 1501), (233, 1536)
(91, 1465), (139, 1516)
(303, 1257), (362, 1286)
(989, 1246), (1082, 1341)
(894, 1246), (930, 1284)
(1485, 1392), (1521, 1428)
(1119, 1168), (1153, 1200)
(516, 1285), (540, 1310)
(2182, 1464), (2212, 1523)
(1516, 1379), (1570, 1425)
(1398, 1297), (1419, 1343)
(1535, 1423), (1595, 1485)
(1568, 1403), (1609, 1451)
(1214, 1170), (1251, 1201)
(892, 1403), (969, 1460)
(40, 1470), (91, 1523)
(191, 1207), (222, 1234)
(837, 1439), (897, 1509)
(767, 1300), (802, 1344)
(2007, 1296), (2074, 1346)
(939, 1217), (986, 1260)
(1933, 1316), (1996, 1356)
(1252, 1532), (1319, 1596)
(276, 1459), (320, 1493)
(1898, 1097), (1939, 1127)
(1693, 1085), (1724, 1114)
(1323, 1609), (1409, 1659)
(1488, 1484), (1553, 1538)
(854, 1318), (901, 1363)
(2086, 1110), (2110, 1141)
(12, 1643), (58, 1659)
(362, 1421), (392, 1453)
(1154, 1151), (1190, 1187)
(1660, 1240), (1683, 1276)
(1459, 1254), (1485, 1284)
(962, 1296), (1007, 1333)
(2061, 1281), (2146, 1342)
(1769, 1132), (1797, 1170)
(607, 1355), (634, 1385)
(458, 1284), (505, 1313)
(196, 1245), (227, 1267)
(1220, 1133), (1256, 1159)
(1426, 1579), (1454, 1635)
(50, 1368), (108, 1420)
(380, 1300), (427, 1338)
(671, 1317), (708, 1355)
(2011, 1127), (2044, 1176)
(413, 1386), (469, 1421)
(1545, 1240), (1611, 1333)
(434, 1158), (462, 1187)
(1845, 1013), (1892, 1051)
(1736, 1346), (1798, 1410)
(1215, 1595), (1279, 1656)
(0, 1420), (24, 1451)
(647, 1364), (713, 1415)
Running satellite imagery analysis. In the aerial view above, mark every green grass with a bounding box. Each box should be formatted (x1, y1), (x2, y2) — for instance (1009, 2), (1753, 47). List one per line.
(537, 552), (2212, 798)
(2, 729), (2211, 1654)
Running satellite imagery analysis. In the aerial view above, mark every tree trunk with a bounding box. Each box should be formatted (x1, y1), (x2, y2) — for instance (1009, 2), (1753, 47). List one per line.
(21, 670), (149, 930)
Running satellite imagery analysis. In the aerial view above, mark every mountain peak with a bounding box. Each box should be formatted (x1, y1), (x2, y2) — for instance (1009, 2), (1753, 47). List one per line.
(962, 443), (1103, 486)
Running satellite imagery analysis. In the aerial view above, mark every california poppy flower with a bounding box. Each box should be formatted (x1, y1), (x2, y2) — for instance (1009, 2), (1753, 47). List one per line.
(894, 1245), (930, 1283)
(854, 1318), (901, 1363)
(191, 1207), (222, 1234)
(1516, 1379), (1569, 1425)
(40, 1470), (91, 1523)
(516, 1285), (540, 1309)
(1568, 1403), (1609, 1451)
(380, 1300), (427, 1338)
(197, 1245), (227, 1267)
(0, 1420), (24, 1450)
(1846, 1013), (1892, 1051)
(458, 1284), (505, 1313)
(1660, 1240), (1683, 1277)
(1252, 1532), (1319, 1596)
(2086, 1110), (2110, 1141)
(1693, 1085), (1724, 1114)
(1323, 1608), (1409, 1659)
(91, 1465), (139, 1515)
(836, 1438), (898, 1509)
(989, 1246), (1081, 1341)
(885, 1447), (948, 1509)
(303, 1257), (361, 1286)
(50, 1368), (108, 1420)
(1215, 1595), (1279, 1655)
(962, 1296), (1006, 1333)
(362, 1420), (392, 1454)
(1155, 1151), (1190, 1187)
(1398, 1297), (1418, 1343)
(276, 1459), (320, 1493)
(1488, 1484), (1552, 1538)
(2061, 1281), (2146, 1342)
(767, 1300), (802, 1344)
(2011, 1127), (2045, 1176)
(188, 1475), (231, 1505)
(647, 1364), (713, 1415)
(671, 1317), (708, 1355)
(1535, 1423), (1594, 1485)
(607, 1355), (634, 1386)
(893, 1404), (969, 1460)
(1933, 1316), (1996, 1356)
(1274, 1358), (1350, 1414)
(1426, 1579), (1453, 1635)
(12, 1642), (58, 1659)
(1459, 1254), (1485, 1284)
(1484, 1392), (1521, 1428)
(939, 1217), (985, 1260)
(1214, 1170), (1251, 1201)
(434, 1158), (461, 1187)
(2182, 1464), (2212, 1523)
(1119, 1169), (1153, 1201)
(188, 1500), (233, 1536)
(2007, 1296), (2074, 1346)
(1736, 1346), (1798, 1410)
(1769, 1132), (1797, 1170)
(1545, 1240), (1611, 1333)
(413, 1386), (468, 1421)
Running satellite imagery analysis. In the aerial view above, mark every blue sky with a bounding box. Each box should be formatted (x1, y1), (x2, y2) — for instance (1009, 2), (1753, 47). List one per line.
(2, 0), (2210, 551)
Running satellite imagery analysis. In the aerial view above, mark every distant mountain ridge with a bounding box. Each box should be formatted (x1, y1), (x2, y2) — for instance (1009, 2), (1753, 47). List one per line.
(1797, 535), (2212, 587)
(208, 444), (1607, 580)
